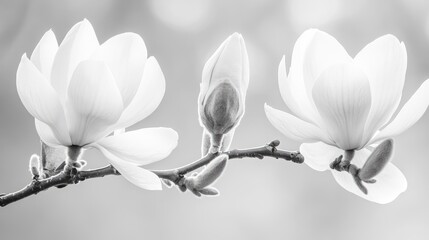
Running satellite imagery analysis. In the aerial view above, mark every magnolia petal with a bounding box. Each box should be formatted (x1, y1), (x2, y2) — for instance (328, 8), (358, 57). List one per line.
(16, 54), (71, 145)
(264, 104), (332, 144)
(312, 63), (372, 150)
(300, 142), (343, 171)
(331, 148), (407, 204)
(95, 127), (178, 165)
(114, 57), (165, 130)
(285, 30), (320, 124)
(30, 29), (58, 79)
(302, 30), (352, 111)
(355, 35), (407, 146)
(35, 119), (61, 146)
(97, 145), (162, 190)
(92, 32), (147, 107)
(50, 19), (99, 99)
(278, 56), (307, 121)
(371, 80), (429, 143)
(66, 60), (123, 146)
(200, 34), (230, 105)
(210, 33), (249, 97)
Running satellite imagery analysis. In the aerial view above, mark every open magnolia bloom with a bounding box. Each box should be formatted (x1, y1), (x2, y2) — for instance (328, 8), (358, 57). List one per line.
(198, 33), (249, 154)
(16, 19), (178, 190)
(265, 29), (429, 204)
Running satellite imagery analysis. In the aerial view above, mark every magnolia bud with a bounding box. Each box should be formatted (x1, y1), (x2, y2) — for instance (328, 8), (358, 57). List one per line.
(198, 33), (249, 152)
(162, 179), (174, 188)
(185, 154), (228, 190)
(28, 154), (40, 178)
(359, 139), (394, 181)
(198, 187), (220, 196)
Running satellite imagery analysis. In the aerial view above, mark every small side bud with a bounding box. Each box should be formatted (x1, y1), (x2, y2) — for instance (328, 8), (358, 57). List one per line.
(71, 160), (87, 170)
(198, 187), (220, 196)
(29, 154), (40, 178)
(162, 179), (174, 188)
(359, 139), (394, 181)
(185, 154), (228, 190)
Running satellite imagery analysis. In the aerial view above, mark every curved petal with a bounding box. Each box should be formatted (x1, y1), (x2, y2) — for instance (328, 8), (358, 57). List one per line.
(51, 19), (99, 99)
(94, 127), (178, 165)
(312, 63), (372, 150)
(92, 32), (147, 107)
(113, 57), (165, 130)
(264, 104), (332, 144)
(97, 145), (162, 190)
(283, 29), (323, 124)
(35, 119), (61, 146)
(16, 54), (71, 145)
(302, 30), (352, 113)
(211, 33), (249, 97)
(66, 60), (123, 146)
(371, 79), (429, 143)
(200, 33), (236, 103)
(300, 142), (343, 171)
(30, 29), (58, 79)
(354, 35), (407, 146)
(331, 148), (407, 204)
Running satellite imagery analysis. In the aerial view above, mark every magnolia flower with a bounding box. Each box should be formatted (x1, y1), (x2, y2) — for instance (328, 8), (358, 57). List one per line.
(265, 29), (429, 204)
(16, 19), (178, 190)
(198, 33), (249, 154)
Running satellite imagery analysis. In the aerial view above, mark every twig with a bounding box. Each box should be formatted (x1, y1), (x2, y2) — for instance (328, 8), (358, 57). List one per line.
(0, 140), (303, 207)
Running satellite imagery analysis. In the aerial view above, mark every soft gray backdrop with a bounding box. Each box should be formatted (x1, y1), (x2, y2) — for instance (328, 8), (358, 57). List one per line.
(1, 0), (428, 239)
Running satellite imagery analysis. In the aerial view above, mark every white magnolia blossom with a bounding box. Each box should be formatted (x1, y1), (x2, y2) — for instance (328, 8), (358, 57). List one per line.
(16, 19), (178, 190)
(265, 29), (429, 204)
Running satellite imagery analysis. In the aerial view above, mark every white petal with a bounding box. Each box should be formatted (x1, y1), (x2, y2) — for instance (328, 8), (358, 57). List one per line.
(97, 145), (162, 190)
(302, 30), (352, 116)
(35, 119), (61, 146)
(332, 148), (407, 204)
(51, 19), (99, 99)
(371, 79), (429, 143)
(211, 33), (249, 96)
(200, 34), (230, 103)
(95, 127), (178, 165)
(66, 60), (123, 146)
(264, 104), (332, 144)
(278, 56), (306, 121)
(114, 57), (165, 129)
(312, 63), (372, 150)
(300, 142), (343, 171)
(354, 35), (407, 146)
(16, 54), (71, 145)
(280, 30), (321, 124)
(30, 29), (58, 79)
(92, 33), (147, 107)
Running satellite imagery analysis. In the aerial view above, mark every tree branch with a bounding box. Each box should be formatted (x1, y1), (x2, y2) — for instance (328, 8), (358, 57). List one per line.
(0, 140), (303, 207)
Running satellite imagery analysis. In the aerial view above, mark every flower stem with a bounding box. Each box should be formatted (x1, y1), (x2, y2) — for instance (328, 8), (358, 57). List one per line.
(0, 140), (303, 207)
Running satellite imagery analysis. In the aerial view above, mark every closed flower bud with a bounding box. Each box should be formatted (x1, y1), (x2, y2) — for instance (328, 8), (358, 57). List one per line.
(162, 179), (174, 188)
(198, 187), (220, 196)
(29, 154), (41, 178)
(185, 154), (228, 190)
(359, 139), (394, 181)
(198, 33), (249, 152)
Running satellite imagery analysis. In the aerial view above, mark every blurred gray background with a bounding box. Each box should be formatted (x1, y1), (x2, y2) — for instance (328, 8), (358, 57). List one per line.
(1, 0), (428, 239)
